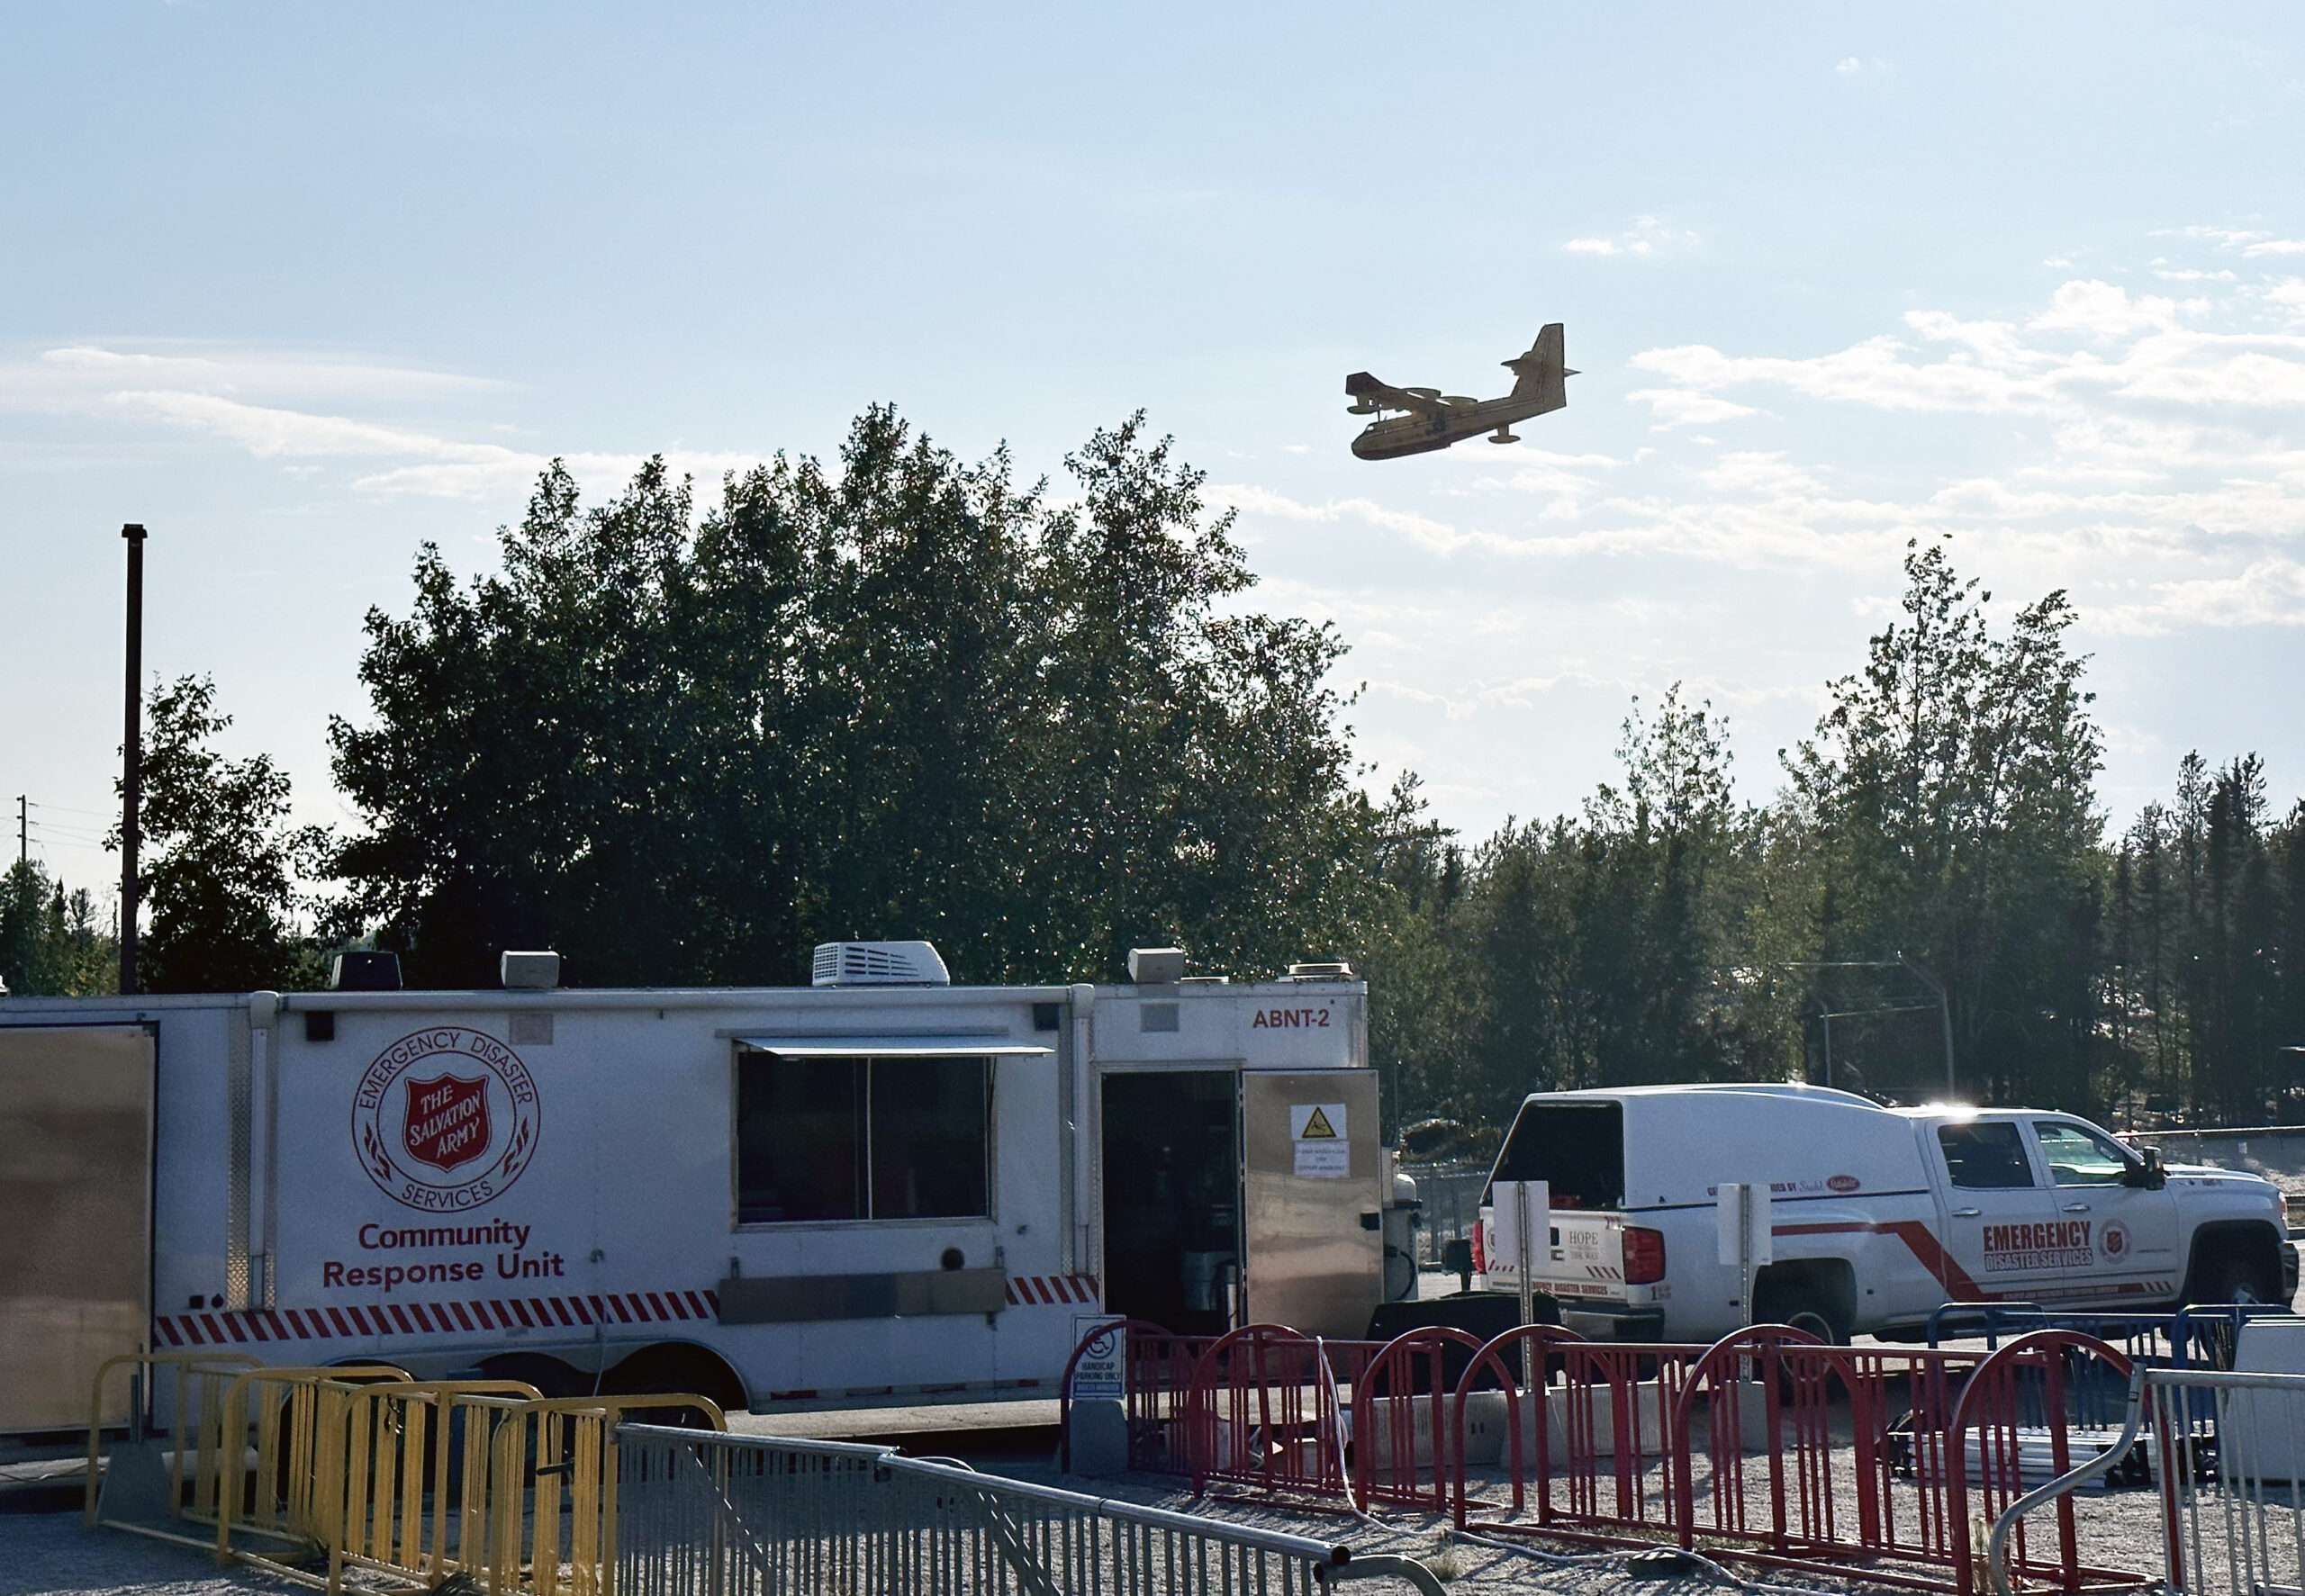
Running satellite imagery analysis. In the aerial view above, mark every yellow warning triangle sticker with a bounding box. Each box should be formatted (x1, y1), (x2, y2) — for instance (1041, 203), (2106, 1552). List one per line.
(1300, 1106), (1338, 1139)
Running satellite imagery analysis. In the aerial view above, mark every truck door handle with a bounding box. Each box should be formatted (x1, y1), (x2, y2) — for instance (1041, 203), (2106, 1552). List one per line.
(2063, 1203), (2093, 1213)
(1952, 1207), (1981, 1218)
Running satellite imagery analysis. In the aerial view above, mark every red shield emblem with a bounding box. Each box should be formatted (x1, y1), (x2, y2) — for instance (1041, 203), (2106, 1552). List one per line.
(402, 1074), (492, 1173)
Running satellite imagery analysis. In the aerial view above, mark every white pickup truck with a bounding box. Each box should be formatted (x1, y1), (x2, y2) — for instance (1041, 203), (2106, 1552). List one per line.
(1473, 1084), (2297, 1343)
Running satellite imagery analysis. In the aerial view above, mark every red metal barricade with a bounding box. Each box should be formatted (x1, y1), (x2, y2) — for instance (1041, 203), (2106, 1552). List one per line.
(1944, 1330), (2142, 1596)
(1670, 1330), (1993, 1589)
(1057, 1318), (1219, 1474)
(1448, 1322), (2147, 1596)
(1185, 1325), (1384, 1504)
(1447, 1323), (1586, 1530)
(1452, 1327), (1712, 1544)
(1351, 1327), (1488, 1511)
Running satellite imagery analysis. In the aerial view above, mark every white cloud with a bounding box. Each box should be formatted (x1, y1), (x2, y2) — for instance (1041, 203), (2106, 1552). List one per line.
(1631, 287), (2305, 419)
(2094, 558), (2305, 633)
(0, 342), (756, 499)
(2030, 279), (2182, 337)
(1561, 215), (1698, 258)
(1626, 388), (1759, 428)
(110, 390), (504, 461)
(1834, 56), (1861, 73)
(2167, 226), (2305, 260)
(0, 345), (502, 408)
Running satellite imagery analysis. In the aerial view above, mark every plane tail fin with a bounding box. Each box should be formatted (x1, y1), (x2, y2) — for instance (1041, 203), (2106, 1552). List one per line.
(1503, 322), (1571, 410)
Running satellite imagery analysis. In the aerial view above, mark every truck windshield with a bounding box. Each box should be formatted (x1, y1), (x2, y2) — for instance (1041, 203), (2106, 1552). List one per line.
(1486, 1101), (1624, 1211)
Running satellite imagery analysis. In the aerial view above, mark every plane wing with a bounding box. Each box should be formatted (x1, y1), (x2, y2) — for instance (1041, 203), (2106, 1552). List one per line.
(1345, 371), (1449, 417)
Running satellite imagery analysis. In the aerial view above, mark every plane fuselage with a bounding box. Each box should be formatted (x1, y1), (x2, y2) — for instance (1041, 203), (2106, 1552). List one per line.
(1350, 393), (1561, 460)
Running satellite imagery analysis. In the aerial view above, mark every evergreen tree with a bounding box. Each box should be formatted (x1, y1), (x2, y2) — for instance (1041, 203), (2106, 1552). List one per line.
(1785, 539), (2104, 1107)
(0, 860), (116, 996)
(123, 675), (329, 993)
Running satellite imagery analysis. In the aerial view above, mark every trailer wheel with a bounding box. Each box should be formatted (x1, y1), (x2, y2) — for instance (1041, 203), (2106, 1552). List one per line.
(602, 1342), (746, 1420)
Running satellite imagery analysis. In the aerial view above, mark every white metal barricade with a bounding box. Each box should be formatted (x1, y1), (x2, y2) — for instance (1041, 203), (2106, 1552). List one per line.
(613, 1425), (1444, 1596)
(1988, 1365), (2305, 1596)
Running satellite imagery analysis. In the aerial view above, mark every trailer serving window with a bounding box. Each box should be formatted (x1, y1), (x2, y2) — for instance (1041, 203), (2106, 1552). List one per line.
(730, 1036), (1053, 1227)
(1486, 1100), (1625, 1211)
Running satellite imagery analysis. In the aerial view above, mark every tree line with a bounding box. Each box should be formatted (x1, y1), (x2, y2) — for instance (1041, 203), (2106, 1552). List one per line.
(5, 407), (2300, 1132)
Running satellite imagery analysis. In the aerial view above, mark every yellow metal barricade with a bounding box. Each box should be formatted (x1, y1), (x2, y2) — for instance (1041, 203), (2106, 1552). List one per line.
(209, 1364), (413, 1570)
(83, 1349), (260, 1534)
(93, 1360), (724, 1596)
(487, 1394), (728, 1596)
(306, 1380), (543, 1594)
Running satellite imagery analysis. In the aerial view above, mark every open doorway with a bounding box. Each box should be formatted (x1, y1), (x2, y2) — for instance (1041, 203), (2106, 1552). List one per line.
(1100, 1070), (1238, 1334)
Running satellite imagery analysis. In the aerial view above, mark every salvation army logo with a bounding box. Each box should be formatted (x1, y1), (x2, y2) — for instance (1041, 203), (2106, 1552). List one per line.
(2101, 1220), (2130, 1260)
(352, 1028), (540, 1211)
(402, 1074), (490, 1172)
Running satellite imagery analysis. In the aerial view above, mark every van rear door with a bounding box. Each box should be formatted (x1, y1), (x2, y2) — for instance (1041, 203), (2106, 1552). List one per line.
(1483, 1100), (1626, 1296)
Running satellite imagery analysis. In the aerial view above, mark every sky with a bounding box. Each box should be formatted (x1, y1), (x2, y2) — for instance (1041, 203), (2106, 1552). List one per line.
(4, 4), (2303, 898)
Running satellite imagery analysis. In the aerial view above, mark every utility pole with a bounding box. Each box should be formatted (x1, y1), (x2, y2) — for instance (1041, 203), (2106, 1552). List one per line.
(120, 523), (146, 996)
(15, 795), (23, 865)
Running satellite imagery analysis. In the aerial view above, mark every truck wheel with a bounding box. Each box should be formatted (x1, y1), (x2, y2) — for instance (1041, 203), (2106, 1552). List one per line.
(1753, 1283), (1849, 1345)
(2190, 1245), (2283, 1307)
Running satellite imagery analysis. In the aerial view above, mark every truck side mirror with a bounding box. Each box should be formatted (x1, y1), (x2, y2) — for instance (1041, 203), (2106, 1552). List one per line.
(2125, 1146), (2167, 1190)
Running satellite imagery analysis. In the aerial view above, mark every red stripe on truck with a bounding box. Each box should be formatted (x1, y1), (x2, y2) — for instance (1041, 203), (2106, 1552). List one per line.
(1773, 1219), (1986, 1299)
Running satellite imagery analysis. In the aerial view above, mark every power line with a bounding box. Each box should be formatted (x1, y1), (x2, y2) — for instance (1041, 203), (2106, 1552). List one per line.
(27, 799), (111, 819)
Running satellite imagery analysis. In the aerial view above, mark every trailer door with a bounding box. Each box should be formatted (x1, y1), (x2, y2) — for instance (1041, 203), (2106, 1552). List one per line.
(1240, 1069), (1381, 1339)
(0, 1025), (153, 1432)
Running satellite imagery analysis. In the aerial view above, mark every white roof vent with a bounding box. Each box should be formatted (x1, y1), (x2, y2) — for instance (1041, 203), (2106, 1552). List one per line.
(811, 941), (952, 987)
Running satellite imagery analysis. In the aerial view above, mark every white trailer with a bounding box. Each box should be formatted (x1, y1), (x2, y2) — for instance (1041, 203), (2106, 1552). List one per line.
(0, 943), (1384, 1432)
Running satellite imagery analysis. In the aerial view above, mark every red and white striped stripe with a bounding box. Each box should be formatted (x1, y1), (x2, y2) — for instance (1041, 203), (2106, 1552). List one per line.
(153, 1288), (720, 1347)
(156, 1274), (1102, 1345)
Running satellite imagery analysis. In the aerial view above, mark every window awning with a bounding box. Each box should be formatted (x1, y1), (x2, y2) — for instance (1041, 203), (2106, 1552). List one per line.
(734, 1035), (1054, 1058)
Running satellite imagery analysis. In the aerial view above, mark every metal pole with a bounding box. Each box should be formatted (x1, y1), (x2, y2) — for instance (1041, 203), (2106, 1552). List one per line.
(1820, 1010), (1832, 1090)
(120, 523), (146, 996)
(1939, 992), (1955, 1100)
(1900, 953), (1955, 1101)
(1516, 1183), (1535, 1391)
(15, 795), (23, 865)
(1740, 1185), (1756, 1327)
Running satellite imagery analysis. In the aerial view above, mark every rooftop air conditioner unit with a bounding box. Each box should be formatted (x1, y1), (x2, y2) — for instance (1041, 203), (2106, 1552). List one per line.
(811, 941), (952, 987)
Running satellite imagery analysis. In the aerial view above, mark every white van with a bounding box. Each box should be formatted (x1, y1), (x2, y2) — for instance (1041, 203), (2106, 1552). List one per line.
(1475, 1084), (2295, 1343)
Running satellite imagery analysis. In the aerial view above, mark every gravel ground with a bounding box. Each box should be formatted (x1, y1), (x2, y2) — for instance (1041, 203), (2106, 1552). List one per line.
(0, 1461), (2198, 1596)
(0, 1516), (309, 1596)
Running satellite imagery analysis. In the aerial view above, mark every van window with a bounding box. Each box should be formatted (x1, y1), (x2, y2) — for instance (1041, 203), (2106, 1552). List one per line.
(736, 1054), (990, 1224)
(1487, 1101), (1625, 1211)
(2032, 1122), (2132, 1186)
(1936, 1122), (2036, 1189)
